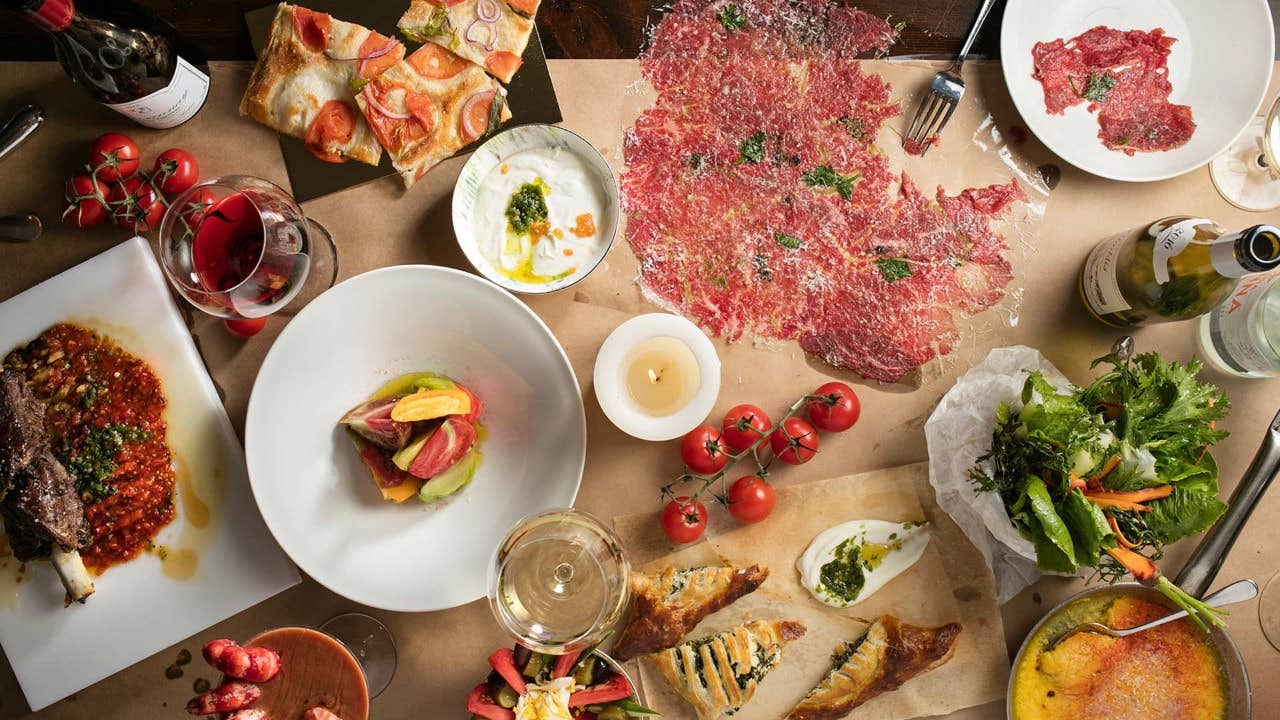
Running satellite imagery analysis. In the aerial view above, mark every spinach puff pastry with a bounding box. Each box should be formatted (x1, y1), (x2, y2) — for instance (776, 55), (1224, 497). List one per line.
(652, 619), (805, 720)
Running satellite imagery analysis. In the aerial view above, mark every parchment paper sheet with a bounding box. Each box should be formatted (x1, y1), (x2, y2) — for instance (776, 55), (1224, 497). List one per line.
(613, 463), (1008, 720)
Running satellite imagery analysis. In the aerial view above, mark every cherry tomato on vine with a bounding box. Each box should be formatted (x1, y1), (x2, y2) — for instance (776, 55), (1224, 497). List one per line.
(108, 176), (165, 232)
(224, 317), (267, 338)
(152, 148), (200, 196)
(178, 186), (217, 226)
(727, 475), (775, 524)
(62, 174), (108, 228)
(660, 496), (708, 544)
(680, 424), (731, 474)
(721, 404), (772, 453)
(806, 382), (860, 432)
(88, 132), (140, 183)
(770, 417), (819, 465)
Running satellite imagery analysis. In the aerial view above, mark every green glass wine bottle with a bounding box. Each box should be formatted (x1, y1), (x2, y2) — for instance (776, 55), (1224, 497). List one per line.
(1079, 217), (1280, 327)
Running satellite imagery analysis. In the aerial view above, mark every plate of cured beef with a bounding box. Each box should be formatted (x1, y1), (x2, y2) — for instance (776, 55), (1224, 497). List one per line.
(1001, 0), (1274, 181)
(0, 238), (299, 712)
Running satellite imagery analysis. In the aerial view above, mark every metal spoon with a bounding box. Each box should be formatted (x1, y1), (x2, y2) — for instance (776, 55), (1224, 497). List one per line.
(1046, 578), (1259, 651)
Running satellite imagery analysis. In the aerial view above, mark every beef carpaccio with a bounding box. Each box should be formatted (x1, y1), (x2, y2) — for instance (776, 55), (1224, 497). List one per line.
(1032, 26), (1195, 155)
(622, 0), (1026, 383)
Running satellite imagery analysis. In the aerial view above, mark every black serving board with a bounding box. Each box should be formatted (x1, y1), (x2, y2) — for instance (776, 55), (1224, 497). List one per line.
(245, 2), (563, 202)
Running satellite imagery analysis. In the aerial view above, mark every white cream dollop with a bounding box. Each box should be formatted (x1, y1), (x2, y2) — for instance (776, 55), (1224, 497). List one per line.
(796, 519), (931, 608)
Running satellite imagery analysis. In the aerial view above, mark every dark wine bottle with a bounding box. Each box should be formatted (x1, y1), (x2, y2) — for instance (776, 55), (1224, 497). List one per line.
(4, 0), (210, 129)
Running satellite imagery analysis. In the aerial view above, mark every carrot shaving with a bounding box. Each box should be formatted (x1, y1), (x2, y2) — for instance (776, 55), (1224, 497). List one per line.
(1068, 472), (1086, 491)
(1089, 497), (1151, 512)
(1086, 485), (1173, 503)
(1105, 546), (1158, 583)
(1106, 513), (1137, 549)
(1087, 455), (1122, 484)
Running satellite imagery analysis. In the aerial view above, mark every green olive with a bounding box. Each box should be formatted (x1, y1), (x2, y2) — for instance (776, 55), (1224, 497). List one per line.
(597, 705), (629, 720)
(572, 656), (596, 686)
(496, 685), (520, 709)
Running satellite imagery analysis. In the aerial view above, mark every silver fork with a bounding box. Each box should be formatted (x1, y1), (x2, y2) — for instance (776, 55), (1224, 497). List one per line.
(903, 0), (999, 155)
(1045, 578), (1259, 651)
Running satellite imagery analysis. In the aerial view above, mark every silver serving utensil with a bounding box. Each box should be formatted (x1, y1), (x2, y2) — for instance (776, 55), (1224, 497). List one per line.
(1045, 578), (1258, 651)
(903, 0), (997, 155)
(0, 104), (44, 162)
(0, 213), (42, 243)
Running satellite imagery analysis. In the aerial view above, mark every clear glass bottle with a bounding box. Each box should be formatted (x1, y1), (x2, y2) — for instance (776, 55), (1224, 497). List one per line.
(1079, 218), (1280, 327)
(1197, 273), (1280, 378)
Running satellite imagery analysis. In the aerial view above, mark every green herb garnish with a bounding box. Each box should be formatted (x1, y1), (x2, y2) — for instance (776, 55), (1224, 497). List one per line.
(875, 257), (912, 282)
(837, 115), (865, 138)
(1080, 73), (1117, 102)
(817, 537), (867, 603)
(775, 232), (802, 249)
(717, 4), (747, 31)
(59, 423), (150, 503)
(802, 165), (860, 201)
(738, 130), (766, 164)
(505, 181), (548, 235)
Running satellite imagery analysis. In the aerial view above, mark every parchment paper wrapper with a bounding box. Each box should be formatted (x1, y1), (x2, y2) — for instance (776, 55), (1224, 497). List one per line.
(923, 346), (1080, 603)
(614, 463), (1008, 720)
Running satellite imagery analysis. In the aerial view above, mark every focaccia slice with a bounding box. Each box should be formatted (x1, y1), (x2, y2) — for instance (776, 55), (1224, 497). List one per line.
(397, 0), (540, 83)
(355, 43), (511, 188)
(652, 619), (806, 720)
(612, 564), (768, 661)
(785, 616), (961, 720)
(240, 3), (405, 165)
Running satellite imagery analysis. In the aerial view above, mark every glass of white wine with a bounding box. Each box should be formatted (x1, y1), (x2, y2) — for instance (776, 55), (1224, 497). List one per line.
(488, 509), (631, 654)
(1211, 93), (1280, 212)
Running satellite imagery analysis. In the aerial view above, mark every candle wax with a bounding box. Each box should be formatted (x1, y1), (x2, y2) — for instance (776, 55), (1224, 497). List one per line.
(623, 336), (701, 417)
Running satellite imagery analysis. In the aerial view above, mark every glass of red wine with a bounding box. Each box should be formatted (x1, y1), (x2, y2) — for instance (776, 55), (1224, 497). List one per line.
(158, 175), (337, 319)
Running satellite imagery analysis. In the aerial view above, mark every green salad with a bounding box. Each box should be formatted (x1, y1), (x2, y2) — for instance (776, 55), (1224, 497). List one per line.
(969, 349), (1230, 629)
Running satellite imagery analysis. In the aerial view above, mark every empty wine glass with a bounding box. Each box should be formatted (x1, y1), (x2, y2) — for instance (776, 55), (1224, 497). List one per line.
(1210, 93), (1280, 212)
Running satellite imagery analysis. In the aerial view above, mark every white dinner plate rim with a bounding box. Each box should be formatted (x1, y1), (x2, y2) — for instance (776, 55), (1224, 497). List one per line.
(244, 264), (586, 612)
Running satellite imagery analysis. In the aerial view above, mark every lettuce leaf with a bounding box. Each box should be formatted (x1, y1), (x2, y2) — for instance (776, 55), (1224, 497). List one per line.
(1060, 489), (1114, 566)
(1025, 477), (1077, 570)
(1145, 488), (1228, 543)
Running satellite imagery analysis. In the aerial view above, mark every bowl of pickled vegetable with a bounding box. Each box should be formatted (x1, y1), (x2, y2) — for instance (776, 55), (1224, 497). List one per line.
(466, 641), (656, 720)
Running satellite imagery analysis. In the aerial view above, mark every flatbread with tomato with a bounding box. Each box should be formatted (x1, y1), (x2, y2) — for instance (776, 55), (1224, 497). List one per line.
(355, 43), (512, 188)
(240, 3), (405, 165)
(397, 0), (539, 84)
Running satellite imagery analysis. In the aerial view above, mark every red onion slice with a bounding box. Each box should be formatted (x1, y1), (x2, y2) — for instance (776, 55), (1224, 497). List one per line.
(362, 85), (412, 120)
(460, 89), (497, 140)
(465, 18), (497, 52)
(476, 0), (500, 22)
(326, 36), (402, 62)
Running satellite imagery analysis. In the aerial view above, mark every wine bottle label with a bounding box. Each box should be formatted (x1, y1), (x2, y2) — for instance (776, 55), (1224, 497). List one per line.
(1207, 275), (1277, 374)
(1151, 218), (1211, 284)
(104, 56), (209, 129)
(1081, 234), (1131, 315)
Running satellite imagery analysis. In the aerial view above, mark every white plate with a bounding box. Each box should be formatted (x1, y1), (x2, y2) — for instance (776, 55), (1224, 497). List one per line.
(1001, 0), (1274, 182)
(244, 265), (586, 612)
(452, 124), (620, 294)
(0, 237), (300, 712)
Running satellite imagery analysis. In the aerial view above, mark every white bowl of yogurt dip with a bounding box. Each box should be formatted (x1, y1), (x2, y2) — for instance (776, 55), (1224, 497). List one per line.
(453, 124), (619, 294)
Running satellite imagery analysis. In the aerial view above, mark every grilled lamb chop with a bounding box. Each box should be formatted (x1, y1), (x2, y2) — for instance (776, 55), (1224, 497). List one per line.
(0, 370), (94, 602)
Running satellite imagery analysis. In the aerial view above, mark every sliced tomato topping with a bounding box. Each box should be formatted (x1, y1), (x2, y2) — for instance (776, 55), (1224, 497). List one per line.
(357, 31), (401, 79)
(407, 43), (471, 79)
(485, 50), (522, 81)
(507, 0), (540, 16)
(363, 83), (437, 153)
(305, 100), (356, 163)
(291, 7), (332, 53)
(460, 89), (496, 143)
(403, 91), (438, 133)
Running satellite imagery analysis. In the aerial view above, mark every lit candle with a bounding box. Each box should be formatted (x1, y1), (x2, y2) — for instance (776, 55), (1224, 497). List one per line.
(594, 314), (721, 441)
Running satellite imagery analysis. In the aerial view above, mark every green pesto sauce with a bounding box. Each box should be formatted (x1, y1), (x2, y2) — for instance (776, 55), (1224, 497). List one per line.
(817, 539), (896, 603)
(504, 180), (549, 235)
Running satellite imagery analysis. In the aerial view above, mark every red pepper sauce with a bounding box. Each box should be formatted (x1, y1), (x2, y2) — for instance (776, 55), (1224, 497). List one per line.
(4, 323), (176, 573)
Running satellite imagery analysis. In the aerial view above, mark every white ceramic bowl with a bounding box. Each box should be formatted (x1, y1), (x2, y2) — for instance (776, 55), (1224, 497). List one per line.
(452, 124), (620, 294)
(244, 265), (586, 612)
(1001, 0), (1274, 182)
